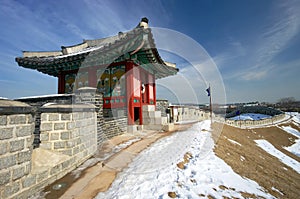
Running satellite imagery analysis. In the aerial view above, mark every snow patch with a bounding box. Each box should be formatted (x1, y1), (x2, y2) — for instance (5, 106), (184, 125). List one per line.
(284, 140), (300, 157)
(280, 126), (300, 138)
(280, 125), (300, 157)
(255, 140), (300, 173)
(227, 138), (242, 146)
(271, 187), (284, 196)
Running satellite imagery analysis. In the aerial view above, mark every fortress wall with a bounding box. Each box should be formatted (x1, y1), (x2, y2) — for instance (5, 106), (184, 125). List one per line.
(225, 113), (286, 128)
(0, 99), (98, 199)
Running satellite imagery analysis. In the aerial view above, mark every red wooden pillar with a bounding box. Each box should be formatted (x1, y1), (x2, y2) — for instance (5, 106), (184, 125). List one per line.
(139, 68), (143, 125)
(126, 61), (134, 125)
(58, 73), (65, 94)
(89, 67), (97, 87)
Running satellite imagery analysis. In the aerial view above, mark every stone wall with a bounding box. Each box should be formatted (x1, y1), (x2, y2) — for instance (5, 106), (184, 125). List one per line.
(173, 106), (208, 122)
(17, 94), (73, 148)
(225, 105), (283, 118)
(103, 117), (127, 139)
(0, 99), (98, 199)
(156, 99), (169, 117)
(39, 104), (97, 160)
(74, 87), (127, 144)
(225, 113), (286, 128)
(0, 100), (34, 198)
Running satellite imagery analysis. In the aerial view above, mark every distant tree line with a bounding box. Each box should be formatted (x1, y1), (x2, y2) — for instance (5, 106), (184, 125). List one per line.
(274, 97), (300, 112)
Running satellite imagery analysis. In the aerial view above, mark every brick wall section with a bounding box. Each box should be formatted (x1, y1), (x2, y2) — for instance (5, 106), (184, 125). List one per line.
(156, 99), (169, 117)
(39, 104), (97, 161)
(0, 100), (98, 199)
(103, 117), (127, 139)
(17, 94), (73, 148)
(74, 87), (127, 145)
(0, 100), (35, 198)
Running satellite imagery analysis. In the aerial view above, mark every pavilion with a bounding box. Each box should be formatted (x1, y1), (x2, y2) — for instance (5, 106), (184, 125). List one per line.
(16, 18), (178, 125)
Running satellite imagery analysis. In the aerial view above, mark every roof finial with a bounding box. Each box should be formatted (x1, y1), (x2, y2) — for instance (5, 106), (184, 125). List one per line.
(139, 17), (149, 28)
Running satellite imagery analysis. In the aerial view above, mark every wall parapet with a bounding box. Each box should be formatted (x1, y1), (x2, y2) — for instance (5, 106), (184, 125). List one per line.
(0, 99), (35, 199)
(225, 113), (286, 128)
(0, 100), (98, 199)
(0, 100), (34, 115)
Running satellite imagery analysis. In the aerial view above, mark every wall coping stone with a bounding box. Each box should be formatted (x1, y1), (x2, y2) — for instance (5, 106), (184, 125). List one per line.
(75, 87), (97, 93)
(15, 94), (73, 101)
(0, 99), (34, 115)
(40, 104), (97, 113)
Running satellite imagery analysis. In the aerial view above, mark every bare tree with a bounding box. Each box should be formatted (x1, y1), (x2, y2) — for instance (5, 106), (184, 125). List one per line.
(278, 97), (296, 104)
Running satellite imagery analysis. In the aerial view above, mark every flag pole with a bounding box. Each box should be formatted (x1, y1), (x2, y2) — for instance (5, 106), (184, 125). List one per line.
(209, 84), (213, 124)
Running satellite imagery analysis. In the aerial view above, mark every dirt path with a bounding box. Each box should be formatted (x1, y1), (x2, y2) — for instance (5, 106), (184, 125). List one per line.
(44, 124), (193, 199)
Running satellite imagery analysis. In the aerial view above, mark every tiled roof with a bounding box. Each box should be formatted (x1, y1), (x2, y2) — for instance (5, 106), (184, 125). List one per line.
(16, 18), (178, 79)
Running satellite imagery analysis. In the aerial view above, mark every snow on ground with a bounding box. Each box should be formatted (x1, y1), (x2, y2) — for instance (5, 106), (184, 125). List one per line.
(286, 112), (300, 124)
(71, 138), (141, 179)
(229, 113), (271, 121)
(255, 140), (300, 173)
(96, 121), (273, 199)
(224, 136), (242, 146)
(279, 125), (300, 157)
(280, 126), (300, 138)
(284, 140), (300, 157)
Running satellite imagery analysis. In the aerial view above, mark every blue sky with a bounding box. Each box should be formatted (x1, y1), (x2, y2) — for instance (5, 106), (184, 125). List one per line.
(0, 0), (299, 103)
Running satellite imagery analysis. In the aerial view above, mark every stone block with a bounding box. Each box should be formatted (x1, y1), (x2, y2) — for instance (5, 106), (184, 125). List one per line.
(66, 140), (75, 148)
(50, 132), (60, 140)
(2, 181), (20, 198)
(24, 162), (31, 175)
(59, 149), (73, 156)
(22, 175), (36, 188)
(12, 166), (25, 180)
(137, 125), (143, 130)
(61, 113), (71, 121)
(73, 146), (80, 155)
(48, 113), (60, 121)
(161, 117), (168, 124)
(61, 131), (70, 140)
(0, 170), (11, 186)
(40, 133), (49, 141)
(127, 125), (138, 133)
(26, 114), (34, 123)
(41, 113), (48, 121)
(143, 111), (161, 118)
(36, 170), (48, 183)
(67, 122), (75, 130)
(163, 123), (175, 131)
(54, 122), (65, 130)
(17, 151), (31, 164)
(0, 127), (13, 140)
(9, 139), (25, 152)
(0, 154), (16, 170)
(0, 142), (9, 155)
(8, 115), (26, 124)
(54, 141), (65, 149)
(142, 105), (155, 112)
(50, 164), (61, 175)
(15, 124), (34, 137)
(40, 142), (52, 150)
(143, 124), (163, 131)
(0, 115), (7, 125)
(40, 123), (53, 131)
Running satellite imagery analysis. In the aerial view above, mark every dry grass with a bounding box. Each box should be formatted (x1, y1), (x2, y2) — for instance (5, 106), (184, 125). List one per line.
(212, 122), (300, 198)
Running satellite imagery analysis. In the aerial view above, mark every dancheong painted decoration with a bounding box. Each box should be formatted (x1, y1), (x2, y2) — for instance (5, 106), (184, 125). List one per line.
(16, 18), (178, 125)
